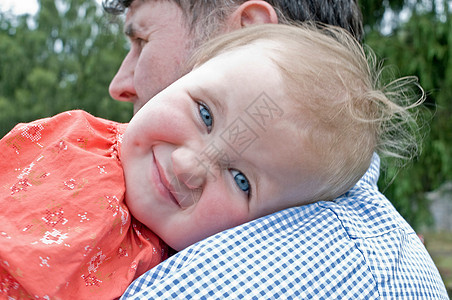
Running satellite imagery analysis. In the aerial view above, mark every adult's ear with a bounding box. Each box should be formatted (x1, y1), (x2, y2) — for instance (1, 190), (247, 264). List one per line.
(225, 0), (278, 31)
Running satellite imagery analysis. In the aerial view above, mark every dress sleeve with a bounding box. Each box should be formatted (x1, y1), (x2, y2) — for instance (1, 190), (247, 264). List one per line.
(0, 111), (166, 299)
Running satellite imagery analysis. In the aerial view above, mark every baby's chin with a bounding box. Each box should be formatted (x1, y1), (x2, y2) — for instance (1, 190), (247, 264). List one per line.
(161, 228), (211, 252)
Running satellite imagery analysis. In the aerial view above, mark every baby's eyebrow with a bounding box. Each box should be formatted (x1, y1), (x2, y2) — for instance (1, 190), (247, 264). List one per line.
(197, 85), (226, 117)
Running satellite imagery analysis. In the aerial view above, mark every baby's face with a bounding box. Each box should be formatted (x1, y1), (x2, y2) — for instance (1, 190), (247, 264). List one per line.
(121, 45), (320, 251)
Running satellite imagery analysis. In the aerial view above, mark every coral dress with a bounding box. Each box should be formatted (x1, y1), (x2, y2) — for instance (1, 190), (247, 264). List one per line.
(0, 110), (167, 299)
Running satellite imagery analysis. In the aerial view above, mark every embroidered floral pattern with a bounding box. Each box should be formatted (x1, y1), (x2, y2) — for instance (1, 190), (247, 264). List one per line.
(21, 124), (44, 142)
(40, 229), (68, 245)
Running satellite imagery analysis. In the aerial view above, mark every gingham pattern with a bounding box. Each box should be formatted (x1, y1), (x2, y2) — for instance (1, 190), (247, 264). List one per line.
(122, 154), (448, 299)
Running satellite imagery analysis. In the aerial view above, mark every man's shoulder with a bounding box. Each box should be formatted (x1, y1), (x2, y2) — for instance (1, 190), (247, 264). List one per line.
(123, 202), (381, 299)
(121, 154), (448, 299)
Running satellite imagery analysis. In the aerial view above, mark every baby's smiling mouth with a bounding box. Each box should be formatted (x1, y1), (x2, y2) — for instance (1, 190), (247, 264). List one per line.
(153, 152), (182, 208)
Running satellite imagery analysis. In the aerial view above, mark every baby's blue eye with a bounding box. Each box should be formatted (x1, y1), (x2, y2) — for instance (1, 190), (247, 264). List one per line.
(198, 103), (212, 132)
(231, 170), (250, 195)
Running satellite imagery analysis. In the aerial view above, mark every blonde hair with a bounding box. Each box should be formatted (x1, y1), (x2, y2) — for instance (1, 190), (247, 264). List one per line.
(189, 23), (425, 202)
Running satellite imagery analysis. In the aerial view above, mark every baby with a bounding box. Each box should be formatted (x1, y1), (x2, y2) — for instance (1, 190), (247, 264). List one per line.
(0, 23), (423, 298)
(121, 23), (423, 251)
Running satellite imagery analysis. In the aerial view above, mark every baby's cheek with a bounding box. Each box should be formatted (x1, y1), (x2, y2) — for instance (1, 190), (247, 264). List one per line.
(197, 199), (250, 235)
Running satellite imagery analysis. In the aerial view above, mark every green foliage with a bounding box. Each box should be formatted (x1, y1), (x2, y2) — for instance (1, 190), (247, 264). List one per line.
(364, 1), (452, 229)
(0, 0), (131, 137)
(360, 0), (405, 31)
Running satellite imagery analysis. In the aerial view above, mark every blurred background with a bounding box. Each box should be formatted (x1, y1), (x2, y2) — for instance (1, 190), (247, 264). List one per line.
(1, 0), (451, 294)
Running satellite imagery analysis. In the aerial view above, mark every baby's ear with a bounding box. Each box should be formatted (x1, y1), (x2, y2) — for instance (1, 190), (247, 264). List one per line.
(225, 0), (278, 30)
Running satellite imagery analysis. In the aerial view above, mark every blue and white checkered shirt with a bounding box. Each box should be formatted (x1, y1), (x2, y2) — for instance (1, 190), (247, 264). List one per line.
(122, 154), (448, 299)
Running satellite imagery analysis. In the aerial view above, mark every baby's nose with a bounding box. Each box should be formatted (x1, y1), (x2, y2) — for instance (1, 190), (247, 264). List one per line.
(171, 147), (209, 190)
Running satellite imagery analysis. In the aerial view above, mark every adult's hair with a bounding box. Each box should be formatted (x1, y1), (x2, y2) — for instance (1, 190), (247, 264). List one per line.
(103, 0), (363, 42)
(189, 23), (425, 202)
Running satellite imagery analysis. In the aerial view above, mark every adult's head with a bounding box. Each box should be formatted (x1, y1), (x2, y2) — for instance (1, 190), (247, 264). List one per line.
(104, 0), (363, 113)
